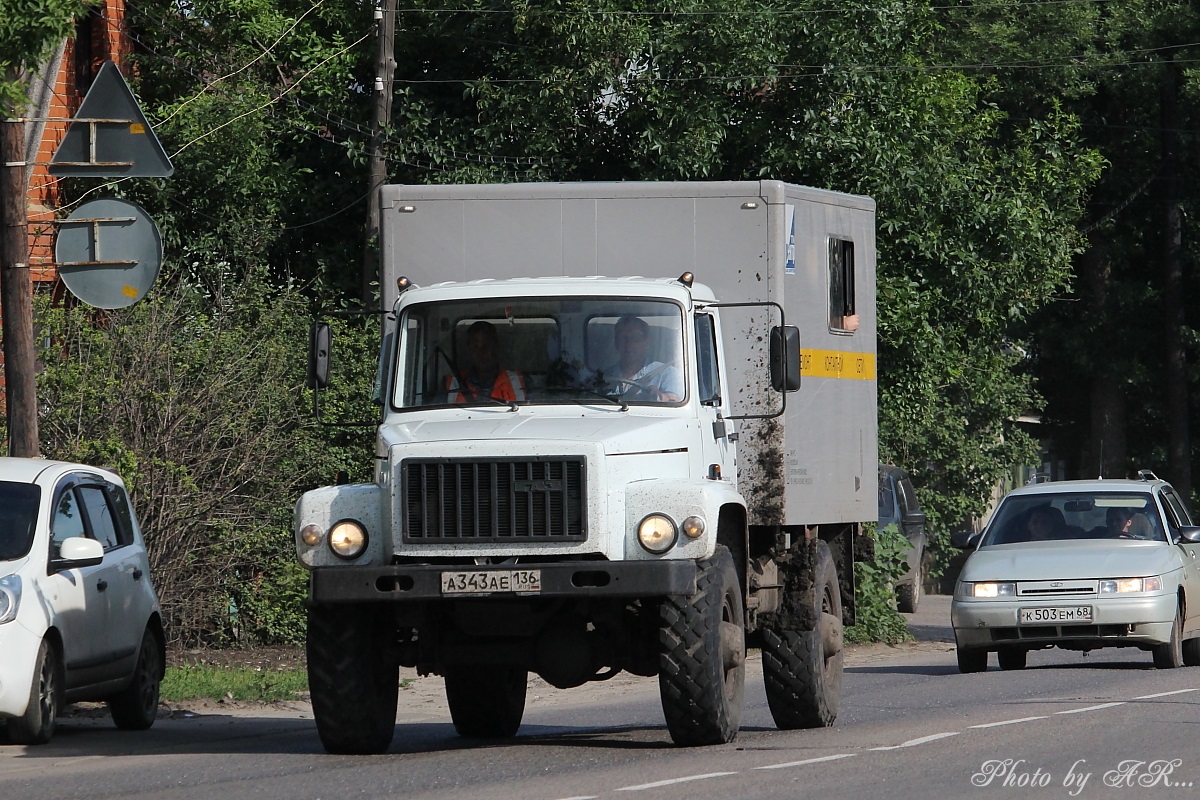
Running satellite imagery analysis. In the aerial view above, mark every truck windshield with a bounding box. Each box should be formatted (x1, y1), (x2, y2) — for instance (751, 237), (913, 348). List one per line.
(0, 482), (41, 561)
(394, 297), (687, 409)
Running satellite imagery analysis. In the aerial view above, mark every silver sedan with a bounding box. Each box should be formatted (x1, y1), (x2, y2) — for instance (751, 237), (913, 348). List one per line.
(951, 474), (1200, 672)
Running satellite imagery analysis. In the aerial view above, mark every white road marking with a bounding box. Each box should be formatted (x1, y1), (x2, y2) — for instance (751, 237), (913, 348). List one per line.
(1133, 688), (1199, 700)
(869, 731), (960, 751)
(969, 716), (1048, 728)
(1054, 702), (1125, 715)
(753, 753), (857, 770)
(617, 772), (738, 791)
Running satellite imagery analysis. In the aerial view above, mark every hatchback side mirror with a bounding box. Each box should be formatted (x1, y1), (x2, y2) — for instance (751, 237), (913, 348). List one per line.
(54, 536), (104, 569)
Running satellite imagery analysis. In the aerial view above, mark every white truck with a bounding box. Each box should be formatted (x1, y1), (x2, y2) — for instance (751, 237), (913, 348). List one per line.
(296, 180), (877, 754)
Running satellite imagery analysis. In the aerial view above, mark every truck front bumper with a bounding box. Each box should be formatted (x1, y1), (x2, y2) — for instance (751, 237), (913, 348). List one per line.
(310, 559), (699, 604)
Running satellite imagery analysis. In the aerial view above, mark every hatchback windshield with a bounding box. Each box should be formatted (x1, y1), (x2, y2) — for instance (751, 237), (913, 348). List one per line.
(394, 297), (686, 409)
(0, 482), (42, 560)
(980, 492), (1165, 545)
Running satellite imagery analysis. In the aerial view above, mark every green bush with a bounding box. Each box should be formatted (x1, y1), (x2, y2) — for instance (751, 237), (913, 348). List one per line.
(846, 524), (913, 644)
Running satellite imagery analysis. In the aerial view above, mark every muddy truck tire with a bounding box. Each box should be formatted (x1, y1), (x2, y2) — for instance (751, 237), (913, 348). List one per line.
(445, 666), (528, 738)
(307, 605), (399, 754)
(762, 539), (844, 729)
(658, 545), (746, 745)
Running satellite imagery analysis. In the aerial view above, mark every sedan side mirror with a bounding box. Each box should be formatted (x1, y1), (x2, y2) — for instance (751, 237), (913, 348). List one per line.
(1177, 526), (1200, 544)
(54, 536), (104, 570)
(950, 530), (980, 549)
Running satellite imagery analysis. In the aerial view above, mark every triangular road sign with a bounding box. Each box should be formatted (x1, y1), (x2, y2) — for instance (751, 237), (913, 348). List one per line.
(49, 61), (174, 177)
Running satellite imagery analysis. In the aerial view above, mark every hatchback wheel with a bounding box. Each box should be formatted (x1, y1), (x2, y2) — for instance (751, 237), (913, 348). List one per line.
(8, 640), (60, 745)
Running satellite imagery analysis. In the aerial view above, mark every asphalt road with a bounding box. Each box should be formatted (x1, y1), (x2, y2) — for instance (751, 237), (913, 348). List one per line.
(3, 595), (1199, 800)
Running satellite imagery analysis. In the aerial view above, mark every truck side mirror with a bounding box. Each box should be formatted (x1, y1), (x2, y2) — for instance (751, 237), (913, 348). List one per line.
(770, 325), (801, 392)
(308, 321), (331, 389)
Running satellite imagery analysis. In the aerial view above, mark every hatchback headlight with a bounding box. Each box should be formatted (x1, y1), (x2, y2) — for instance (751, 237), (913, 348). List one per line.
(960, 581), (1016, 599)
(637, 514), (678, 554)
(328, 520), (368, 559)
(1100, 576), (1163, 593)
(0, 574), (21, 624)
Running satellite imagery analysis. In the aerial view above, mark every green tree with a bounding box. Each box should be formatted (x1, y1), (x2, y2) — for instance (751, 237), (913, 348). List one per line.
(0, 0), (88, 110)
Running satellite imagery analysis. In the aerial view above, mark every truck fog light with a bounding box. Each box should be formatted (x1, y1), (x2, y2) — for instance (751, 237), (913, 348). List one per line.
(638, 514), (678, 554)
(300, 524), (324, 547)
(682, 515), (706, 539)
(328, 520), (368, 559)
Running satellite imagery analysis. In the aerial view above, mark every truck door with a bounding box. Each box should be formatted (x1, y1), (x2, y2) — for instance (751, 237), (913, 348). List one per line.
(695, 312), (736, 480)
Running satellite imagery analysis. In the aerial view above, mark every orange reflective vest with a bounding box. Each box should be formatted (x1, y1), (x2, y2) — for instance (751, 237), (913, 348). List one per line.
(445, 369), (526, 403)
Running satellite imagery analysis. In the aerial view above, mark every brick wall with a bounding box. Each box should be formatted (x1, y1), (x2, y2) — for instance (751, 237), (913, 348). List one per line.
(27, 1), (130, 284)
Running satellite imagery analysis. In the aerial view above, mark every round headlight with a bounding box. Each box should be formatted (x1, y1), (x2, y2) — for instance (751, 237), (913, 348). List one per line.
(300, 524), (324, 547)
(328, 520), (368, 559)
(637, 514), (678, 554)
(681, 515), (706, 539)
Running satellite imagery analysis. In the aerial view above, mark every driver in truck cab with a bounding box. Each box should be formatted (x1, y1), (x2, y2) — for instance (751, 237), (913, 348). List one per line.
(603, 315), (684, 402)
(445, 320), (527, 403)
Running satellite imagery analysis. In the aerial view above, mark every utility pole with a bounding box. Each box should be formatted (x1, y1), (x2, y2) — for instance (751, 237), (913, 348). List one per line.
(364, 0), (396, 307)
(0, 117), (40, 457)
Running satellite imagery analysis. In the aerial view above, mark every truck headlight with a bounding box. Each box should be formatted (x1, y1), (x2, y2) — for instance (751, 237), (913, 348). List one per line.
(0, 574), (21, 624)
(328, 520), (368, 559)
(1100, 576), (1163, 593)
(637, 514), (678, 554)
(959, 581), (1016, 599)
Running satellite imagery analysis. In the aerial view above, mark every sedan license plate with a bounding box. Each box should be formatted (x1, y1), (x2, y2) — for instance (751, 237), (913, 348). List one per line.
(441, 569), (542, 595)
(1019, 606), (1093, 625)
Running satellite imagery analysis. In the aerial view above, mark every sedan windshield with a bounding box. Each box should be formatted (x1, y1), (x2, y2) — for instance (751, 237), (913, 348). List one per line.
(0, 482), (42, 560)
(394, 296), (686, 409)
(980, 492), (1165, 546)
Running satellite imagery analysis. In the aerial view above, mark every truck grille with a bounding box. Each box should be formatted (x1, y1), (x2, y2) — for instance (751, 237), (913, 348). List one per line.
(402, 458), (586, 543)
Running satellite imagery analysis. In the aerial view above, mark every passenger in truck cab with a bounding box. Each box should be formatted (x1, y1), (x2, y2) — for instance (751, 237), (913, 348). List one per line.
(604, 315), (684, 402)
(446, 321), (527, 403)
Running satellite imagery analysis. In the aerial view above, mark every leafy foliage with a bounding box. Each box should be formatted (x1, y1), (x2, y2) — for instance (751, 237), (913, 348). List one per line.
(0, 0), (89, 111)
(846, 524), (912, 645)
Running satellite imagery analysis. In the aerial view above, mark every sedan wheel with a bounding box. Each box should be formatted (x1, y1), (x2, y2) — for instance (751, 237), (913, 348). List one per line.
(957, 646), (988, 674)
(1152, 606), (1184, 669)
(997, 647), (1027, 671)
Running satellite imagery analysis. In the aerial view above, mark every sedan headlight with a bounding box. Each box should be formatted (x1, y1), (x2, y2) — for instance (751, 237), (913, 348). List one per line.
(1100, 576), (1163, 593)
(0, 574), (21, 624)
(959, 581), (1016, 599)
(637, 514), (678, 554)
(328, 520), (368, 559)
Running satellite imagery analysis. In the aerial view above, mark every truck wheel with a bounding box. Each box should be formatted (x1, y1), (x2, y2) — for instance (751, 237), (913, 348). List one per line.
(109, 627), (163, 730)
(658, 545), (746, 746)
(307, 605), (399, 754)
(762, 540), (843, 729)
(896, 559), (920, 614)
(7, 639), (60, 745)
(445, 666), (527, 737)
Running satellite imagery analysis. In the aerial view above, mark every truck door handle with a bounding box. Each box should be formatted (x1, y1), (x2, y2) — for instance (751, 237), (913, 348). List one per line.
(97, 579), (108, 592)
(132, 569), (143, 580)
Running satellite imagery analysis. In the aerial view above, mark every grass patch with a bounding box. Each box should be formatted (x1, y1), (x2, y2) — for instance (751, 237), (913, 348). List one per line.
(161, 665), (309, 703)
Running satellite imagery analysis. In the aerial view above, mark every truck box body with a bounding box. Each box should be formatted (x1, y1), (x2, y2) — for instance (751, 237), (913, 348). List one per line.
(380, 180), (878, 529)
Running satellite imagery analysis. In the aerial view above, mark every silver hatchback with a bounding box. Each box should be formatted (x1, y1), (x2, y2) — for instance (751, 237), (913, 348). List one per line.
(951, 473), (1200, 672)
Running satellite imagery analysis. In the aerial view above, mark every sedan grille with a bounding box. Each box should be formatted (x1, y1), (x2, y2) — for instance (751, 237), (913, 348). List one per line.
(402, 458), (586, 543)
(1017, 580), (1098, 596)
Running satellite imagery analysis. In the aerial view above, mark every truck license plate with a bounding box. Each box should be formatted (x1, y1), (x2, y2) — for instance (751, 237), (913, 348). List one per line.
(440, 569), (542, 595)
(1019, 606), (1093, 624)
